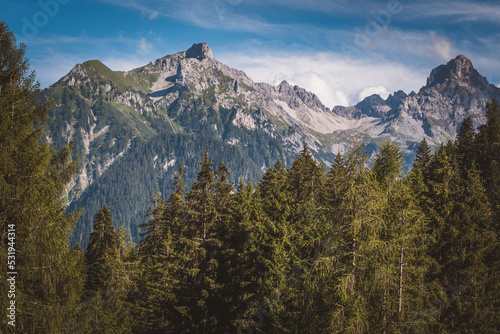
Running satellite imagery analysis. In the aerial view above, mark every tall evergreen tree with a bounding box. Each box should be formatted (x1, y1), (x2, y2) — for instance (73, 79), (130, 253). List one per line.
(85, 205), (119, 291)
(137, 188), (167, 259)
(255, 160), (293, 332)
(440, 163), (499, 332)
(373, 141), (403, 190)
(134, 164), (188, 333)
(187, 150), (217, 241)
(80, 205), (133, 333)
(455, 117), (475, 174)
(319, 142), (385, 333)
(283, 143), (327, 331)
(0, 21), (83, 332)
(474, 99), (500, 226)
(413, 138), (432, 181)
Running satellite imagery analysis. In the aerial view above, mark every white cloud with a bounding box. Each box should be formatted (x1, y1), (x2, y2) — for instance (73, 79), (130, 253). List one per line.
(426, 32), (455, 61)
(139, 37), (150, 52)
(148, 10), (158, 20)
(219, 50), (428, 107)
(360, 29), (457, 63)
(273, 71), (350, 107)
(406, 1), (500, 23)
(358, 85), (389, 101)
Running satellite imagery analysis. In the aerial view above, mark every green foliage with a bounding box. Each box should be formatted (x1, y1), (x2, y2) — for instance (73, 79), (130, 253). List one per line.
(474, 98), (500, 225)
(373, 140), (403, 189)
(68, 133), (265, 249)
(85, 205), (119, 291)
(0, 21), (84, 333)
(78, 205), (134, 333)
(2, 22), (499, 331)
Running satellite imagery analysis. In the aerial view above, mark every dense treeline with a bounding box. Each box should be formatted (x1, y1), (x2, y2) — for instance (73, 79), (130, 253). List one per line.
(68, 132), (268, 249)
(74, 99), (500, 333)
(1, 21), (500, 333)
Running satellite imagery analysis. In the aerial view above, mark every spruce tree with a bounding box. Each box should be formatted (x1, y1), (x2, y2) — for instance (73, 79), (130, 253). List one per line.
(137, 188), (167, 259)
(321, 142), (385, 333)
(413, 138), (432, 182)
(282, 143), (327, 331)
(80, 205), (133, 333)
(373, 141), (403, 190)
(158, 152), (220, 333)
(0, 21), (83, 332)
(379, 179), (431, 333)
(255, 160), (293, 332)
(455, 117), (475, 174)
(441, 163), (499, 332)
(474, 99), (500, 226)
(85, 205), (119, 291)
(134, 163), (188, 333)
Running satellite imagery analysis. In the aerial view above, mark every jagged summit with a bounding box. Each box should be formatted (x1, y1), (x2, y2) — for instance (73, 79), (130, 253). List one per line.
(423, 54), (488, 91)
(185, 42), (213, 60)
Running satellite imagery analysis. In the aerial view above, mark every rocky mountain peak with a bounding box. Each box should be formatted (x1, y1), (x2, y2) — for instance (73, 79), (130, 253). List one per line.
(423, 54), (485, 90)
(185, 42), (213, 60)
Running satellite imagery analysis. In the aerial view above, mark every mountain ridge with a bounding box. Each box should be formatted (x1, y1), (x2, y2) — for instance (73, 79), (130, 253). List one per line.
(41, 42), (500, 246)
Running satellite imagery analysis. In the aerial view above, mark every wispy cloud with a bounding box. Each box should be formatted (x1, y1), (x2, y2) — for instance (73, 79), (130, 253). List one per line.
(139, 37), (150, 52)
(363, 29), (457, 62)
(405, 1), (500, 23)
(218, 49), (429, 107)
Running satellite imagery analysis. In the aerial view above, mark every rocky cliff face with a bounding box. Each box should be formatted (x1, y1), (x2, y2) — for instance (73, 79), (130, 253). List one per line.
(46, 45), (500, 198)
(42, 44), (499, 244)
(329, 55), (500, 163)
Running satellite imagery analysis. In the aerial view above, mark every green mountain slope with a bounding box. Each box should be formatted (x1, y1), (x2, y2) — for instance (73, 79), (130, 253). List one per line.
(69, 133), (266, 249)
(41, 44), (498, 247)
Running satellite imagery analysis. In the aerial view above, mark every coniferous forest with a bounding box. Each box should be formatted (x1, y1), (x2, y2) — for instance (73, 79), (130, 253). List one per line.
(1, 22), (500, 333)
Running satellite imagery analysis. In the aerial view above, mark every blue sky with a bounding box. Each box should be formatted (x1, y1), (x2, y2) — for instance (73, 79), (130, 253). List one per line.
(2, 0), (500, 107)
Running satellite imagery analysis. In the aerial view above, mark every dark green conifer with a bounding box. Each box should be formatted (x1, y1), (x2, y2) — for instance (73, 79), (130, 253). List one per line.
(373, 141), (403, 189)
(455, 117), (475, 173)
(0, 21), (82, 332)
(85, 205), (119, 291)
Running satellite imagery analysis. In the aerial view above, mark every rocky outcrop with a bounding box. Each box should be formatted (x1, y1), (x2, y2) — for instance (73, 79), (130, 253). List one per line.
(185, 42), (213, 60)
(48, 45), (500, 206)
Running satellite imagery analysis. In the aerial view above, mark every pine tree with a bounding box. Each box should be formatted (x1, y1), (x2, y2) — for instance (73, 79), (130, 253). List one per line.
(413, 138), (432, 182)
(255, 160), (294, 332)
(474, 99), (500, 226)
(380, 179), (431, 333)
(80, 205), (133, 333)
(134, 163), (188, 333)
(373, 141), (403, 190)
(320, 141), (385, 333)
(187, 150), (216, 241)
(440, 162), (499, 332)
(85, 205), (119, 291)
(0, 21), (83, 332)
(137, 188), (167, 259)
(455, 117), (475, 174)
(287, 143), (325, 204)
(281, 143), (327, 331)
(258, 159), (291, 234)
(153, 152), (221, 333)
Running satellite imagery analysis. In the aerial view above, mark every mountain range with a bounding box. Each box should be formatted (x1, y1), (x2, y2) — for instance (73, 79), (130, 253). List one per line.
(40, 43), (500, 247)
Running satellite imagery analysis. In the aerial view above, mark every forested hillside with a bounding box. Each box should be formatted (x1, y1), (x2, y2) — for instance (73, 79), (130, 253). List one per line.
(1, 21), (500, 333)
(39, 40), (500, 251)
(73, 99), (500, 333)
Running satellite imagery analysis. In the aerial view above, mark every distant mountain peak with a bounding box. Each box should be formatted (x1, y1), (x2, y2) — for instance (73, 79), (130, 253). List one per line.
(185, 42), (213, 60)
(424, 54), (481, 90)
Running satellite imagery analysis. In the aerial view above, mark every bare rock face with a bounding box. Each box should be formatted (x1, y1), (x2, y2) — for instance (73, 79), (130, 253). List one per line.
(185, 43), (213, 60)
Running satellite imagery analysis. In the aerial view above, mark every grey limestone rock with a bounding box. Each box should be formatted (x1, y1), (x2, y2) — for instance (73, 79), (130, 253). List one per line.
(185, 42), (213, 60)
